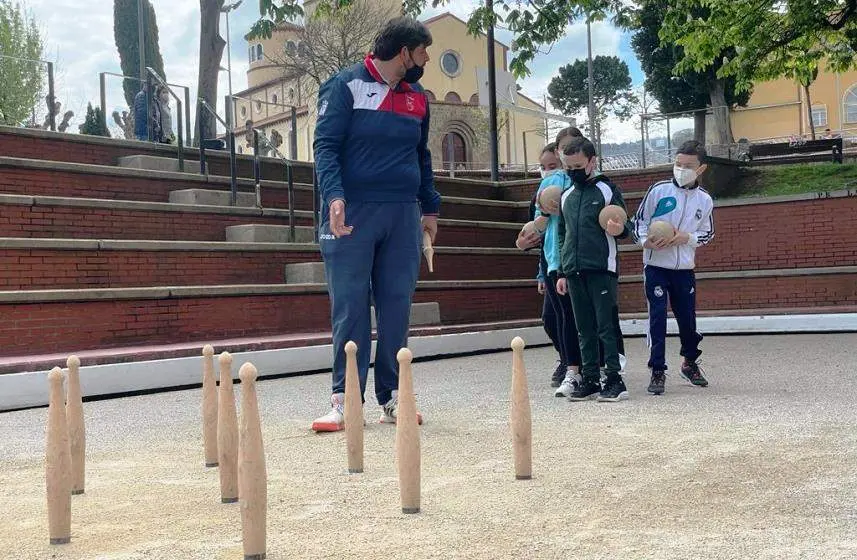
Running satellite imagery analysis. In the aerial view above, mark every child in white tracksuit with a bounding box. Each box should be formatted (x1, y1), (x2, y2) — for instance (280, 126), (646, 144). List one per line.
(633, 140), (714, 395)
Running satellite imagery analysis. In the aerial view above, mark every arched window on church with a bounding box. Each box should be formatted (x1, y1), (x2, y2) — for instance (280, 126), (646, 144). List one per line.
(256, 44), (263, 61)
(469, 93), (479, 105)
(845, 84), (857, 123)
(444, 91), (462, 103)
(424, 90), (436, 101)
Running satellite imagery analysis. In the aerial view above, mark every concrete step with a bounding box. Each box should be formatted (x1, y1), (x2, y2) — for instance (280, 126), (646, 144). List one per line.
(285, 262), (325, 284)
(169, 188), (257, 207)
(371, 302), (440, 329)
(118, 155), (201, 174)
(225, 224), (315, 243)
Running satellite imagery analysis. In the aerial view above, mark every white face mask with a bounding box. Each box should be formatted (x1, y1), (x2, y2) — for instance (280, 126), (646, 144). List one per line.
(673, 165), (697, 187)
(540, 168), (562, 179)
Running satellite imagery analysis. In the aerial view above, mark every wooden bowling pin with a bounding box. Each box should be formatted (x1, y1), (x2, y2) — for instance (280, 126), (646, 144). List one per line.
(395, 348), (420, 514)
(46, 367), (72, 545)
(65, 355), (85, 495)
(202, 345), (219, 468)
(510, 337), (532, 480)
(217, 352), (239, 503)
(422, 230), (434, 273)
(238, 363), (267, 560)
(343, 341), (363, 474)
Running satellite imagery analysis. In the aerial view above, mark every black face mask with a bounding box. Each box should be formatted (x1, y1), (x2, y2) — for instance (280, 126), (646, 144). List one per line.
(403, 51), (424, 83)
(569, 168), (589, 185)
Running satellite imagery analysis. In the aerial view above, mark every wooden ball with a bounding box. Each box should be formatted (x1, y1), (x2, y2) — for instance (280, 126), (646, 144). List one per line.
(538, 186), (562, 214)
(598, 204), (627, 230)
(648, 220), (675, 242)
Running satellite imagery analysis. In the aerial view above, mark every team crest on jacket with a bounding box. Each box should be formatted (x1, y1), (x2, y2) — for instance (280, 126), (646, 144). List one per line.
(653, 286), (664, 298)
(695, 208), (702, 219)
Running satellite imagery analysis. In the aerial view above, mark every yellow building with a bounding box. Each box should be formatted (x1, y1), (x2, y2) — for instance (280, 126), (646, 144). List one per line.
(731, 68), (857, 141)
(232, 7), (548, 169)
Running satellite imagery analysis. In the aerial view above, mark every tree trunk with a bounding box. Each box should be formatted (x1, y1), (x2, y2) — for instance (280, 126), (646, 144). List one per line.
(708, 78), (733, 146)
(196, 0), (226, 146)
(804, 84), (816, 141)
(693, 110), (706, 144)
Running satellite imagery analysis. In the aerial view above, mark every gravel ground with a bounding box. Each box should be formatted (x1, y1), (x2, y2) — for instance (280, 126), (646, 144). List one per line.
(1, 333), (856, 560)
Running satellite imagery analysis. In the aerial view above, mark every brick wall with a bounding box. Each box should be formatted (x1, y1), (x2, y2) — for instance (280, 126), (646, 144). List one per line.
(0, 203), (306, 241)
(0, 249), (313, 289)
(0, 127), (316, 183)
(619, 195), (857, 274)
(0, 249), (538, 289)
(0, 285), (538, 355)
(439, 225), (517, 247)
(617, 273), (857, 314)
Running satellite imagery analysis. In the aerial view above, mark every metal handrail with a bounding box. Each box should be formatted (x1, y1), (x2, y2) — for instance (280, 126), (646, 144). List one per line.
(227, 94), (299, 160)
(198, 97), (239, 205)
(251, 127), (297, 243)
(98, 71), (191, 141)
(145, 67), (184, 171)
(0, 54), (55, 130)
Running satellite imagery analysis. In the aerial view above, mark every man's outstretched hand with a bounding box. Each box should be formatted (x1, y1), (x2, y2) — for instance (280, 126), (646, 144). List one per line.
(329, 199), (353, 238)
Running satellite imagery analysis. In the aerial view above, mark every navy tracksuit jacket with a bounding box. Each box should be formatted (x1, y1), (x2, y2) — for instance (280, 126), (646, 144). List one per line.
(313, 55), (441, 405)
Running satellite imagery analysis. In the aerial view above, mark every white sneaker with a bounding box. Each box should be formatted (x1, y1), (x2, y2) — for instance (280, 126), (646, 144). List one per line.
(554, 372), (581, 398)
(379, 390), (423, 425)
(311, 393), (345, 432)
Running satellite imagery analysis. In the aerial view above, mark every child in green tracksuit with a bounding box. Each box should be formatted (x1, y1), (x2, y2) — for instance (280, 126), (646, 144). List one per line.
(556, 136), (632, 402)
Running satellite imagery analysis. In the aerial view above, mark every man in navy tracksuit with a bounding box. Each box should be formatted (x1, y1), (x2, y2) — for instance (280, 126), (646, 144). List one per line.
(634, 140), (714, 395)
(311, 17), (440, 432)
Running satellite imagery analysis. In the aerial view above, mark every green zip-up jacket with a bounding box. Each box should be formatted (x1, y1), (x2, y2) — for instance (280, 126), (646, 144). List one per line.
(557, 173), (632, 277)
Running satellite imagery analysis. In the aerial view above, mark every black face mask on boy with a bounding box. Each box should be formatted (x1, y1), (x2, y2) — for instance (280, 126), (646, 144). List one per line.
(568, 168), (590, 185)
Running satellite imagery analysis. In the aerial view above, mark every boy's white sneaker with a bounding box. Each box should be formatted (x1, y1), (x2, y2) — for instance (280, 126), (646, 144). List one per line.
(379, 390), (424, 425)
(311, 393), (345, 432)
(554, 372), (581, 398)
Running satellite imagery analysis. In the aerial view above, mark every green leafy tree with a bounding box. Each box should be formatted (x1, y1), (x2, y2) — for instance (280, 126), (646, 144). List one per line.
(0, 0), (45, 126)
(631, 0), (750, 144)
(659, 0), (857, 95)
(79, 103), (111, 137)
(248, 0), (635, 78)
(547, 55), (637, 154)
(114, 0), (167, 109)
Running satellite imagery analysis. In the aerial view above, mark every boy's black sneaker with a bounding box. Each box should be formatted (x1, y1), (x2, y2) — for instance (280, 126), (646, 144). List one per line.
(681, 361), (709, 387)
(598, 376), (629, 402)
(647, 370), (666, 395)
(550, 361), (567, 388)
(567, 379), (601, 401)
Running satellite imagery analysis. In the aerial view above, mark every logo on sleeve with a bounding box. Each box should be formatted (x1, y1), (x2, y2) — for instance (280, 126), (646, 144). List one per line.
(318, 99), (328, 116)
(695, 208), (702, 219)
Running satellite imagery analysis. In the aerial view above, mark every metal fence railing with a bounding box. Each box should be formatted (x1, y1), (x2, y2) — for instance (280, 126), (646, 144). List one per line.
(198, 97), (239, 205)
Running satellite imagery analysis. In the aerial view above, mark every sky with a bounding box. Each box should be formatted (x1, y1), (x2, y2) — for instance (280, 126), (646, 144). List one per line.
(21, 0), (684, 144)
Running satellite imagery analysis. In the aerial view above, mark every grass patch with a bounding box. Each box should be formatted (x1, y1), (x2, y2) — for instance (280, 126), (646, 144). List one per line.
(728, 162), (857, 199)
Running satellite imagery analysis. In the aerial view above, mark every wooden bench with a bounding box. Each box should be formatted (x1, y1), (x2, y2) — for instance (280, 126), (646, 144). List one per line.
(747, 138), (843, 165)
